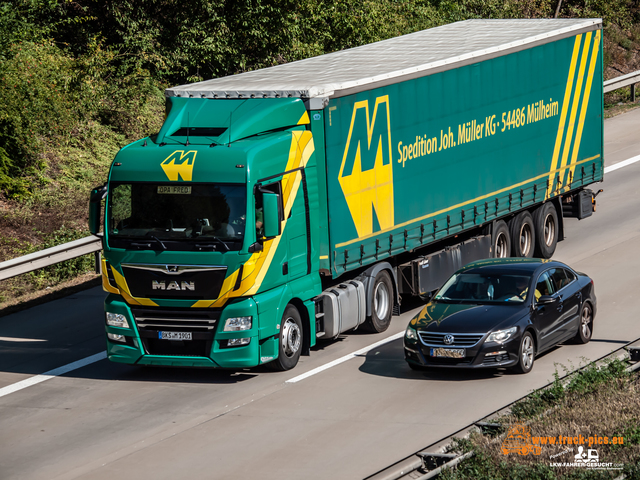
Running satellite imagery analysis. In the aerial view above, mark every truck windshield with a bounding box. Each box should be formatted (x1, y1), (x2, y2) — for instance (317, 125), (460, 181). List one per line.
(108, 183), (246, 251)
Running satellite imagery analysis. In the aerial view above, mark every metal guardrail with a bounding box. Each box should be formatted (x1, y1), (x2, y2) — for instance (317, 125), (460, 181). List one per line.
(604, 70), (640, 101)
(0, 235), (102, 281)
(0, 72), (638, 283)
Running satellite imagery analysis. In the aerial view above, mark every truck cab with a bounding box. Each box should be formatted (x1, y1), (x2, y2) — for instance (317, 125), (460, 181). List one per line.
(91, 96), (323, 369)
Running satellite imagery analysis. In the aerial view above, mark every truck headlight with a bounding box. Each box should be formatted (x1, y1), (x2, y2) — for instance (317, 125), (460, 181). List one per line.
(224, 316), (252, 332)
(405, 325), (418, 341)
(106, 312), (129, 328)
(487, 327), (517, 343)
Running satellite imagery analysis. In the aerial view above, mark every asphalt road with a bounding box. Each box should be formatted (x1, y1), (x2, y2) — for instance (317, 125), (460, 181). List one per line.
(1, 107), (640, 480)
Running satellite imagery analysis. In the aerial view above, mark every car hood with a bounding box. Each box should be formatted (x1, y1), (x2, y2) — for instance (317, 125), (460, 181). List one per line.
(411, 301), (527, 333)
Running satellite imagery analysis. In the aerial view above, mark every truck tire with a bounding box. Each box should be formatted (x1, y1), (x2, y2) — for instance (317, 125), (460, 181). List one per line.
(511, 331), (535, 374)
(492, 220), (511, 258)
(533, 202), (558, 258)
(270, 304), (303, 371)
(362, 270), (393, 333)
(509, 211), (535, 257)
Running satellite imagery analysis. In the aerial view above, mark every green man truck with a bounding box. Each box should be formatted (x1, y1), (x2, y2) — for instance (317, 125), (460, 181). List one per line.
(89, 19), (604, 370)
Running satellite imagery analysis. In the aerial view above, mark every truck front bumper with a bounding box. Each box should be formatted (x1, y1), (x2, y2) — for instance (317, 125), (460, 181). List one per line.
(104, 295), (266, 369)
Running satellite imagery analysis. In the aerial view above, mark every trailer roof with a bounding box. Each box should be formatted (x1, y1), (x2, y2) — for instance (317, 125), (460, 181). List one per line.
(166, 18), (601, 103)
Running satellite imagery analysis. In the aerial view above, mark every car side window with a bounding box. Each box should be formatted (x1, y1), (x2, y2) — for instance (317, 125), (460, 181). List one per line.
(564, 269), (576, 284)
(548, 268), (568, 292)
(535, 271), (554, 301)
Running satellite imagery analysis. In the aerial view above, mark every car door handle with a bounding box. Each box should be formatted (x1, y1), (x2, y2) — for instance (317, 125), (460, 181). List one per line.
(557, 302), (563, 312)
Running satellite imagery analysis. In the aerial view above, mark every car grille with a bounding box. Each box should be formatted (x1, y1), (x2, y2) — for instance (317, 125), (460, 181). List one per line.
(130, 307), (220, 357)
(419, 332), (484, 348)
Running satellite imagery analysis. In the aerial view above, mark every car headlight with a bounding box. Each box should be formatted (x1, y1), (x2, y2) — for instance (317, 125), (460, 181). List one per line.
(487, 327), (517, 343)
(405, 325), (418, 341)
(224, 316), (252, 331)
(106, 312), (129, 328)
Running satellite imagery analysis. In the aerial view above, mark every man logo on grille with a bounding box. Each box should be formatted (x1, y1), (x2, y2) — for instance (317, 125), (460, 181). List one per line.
(444, 334), (455, 345)
(152, 280), (195, 291)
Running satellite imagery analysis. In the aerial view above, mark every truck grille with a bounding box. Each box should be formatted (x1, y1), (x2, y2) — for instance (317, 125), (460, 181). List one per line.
(131, 307), (220, 332)
(419, 332), (484, 347)
(130, 307), (220, 357)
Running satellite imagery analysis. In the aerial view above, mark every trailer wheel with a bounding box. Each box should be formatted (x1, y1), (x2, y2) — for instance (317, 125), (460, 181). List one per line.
(362, 270), (393, 333)
(492, 220), (511, 258)
(509, 211), (535, 257)
(533, 202), (558, 258)
(270, 304), (303, 371)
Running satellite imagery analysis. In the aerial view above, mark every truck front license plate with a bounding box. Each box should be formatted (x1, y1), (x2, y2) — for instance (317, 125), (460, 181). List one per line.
(430, 347), (465, 358)
(159, 331), (192, 341)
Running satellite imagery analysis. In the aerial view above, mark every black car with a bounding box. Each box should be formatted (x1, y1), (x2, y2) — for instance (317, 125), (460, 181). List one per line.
(404, 258), (596, 374)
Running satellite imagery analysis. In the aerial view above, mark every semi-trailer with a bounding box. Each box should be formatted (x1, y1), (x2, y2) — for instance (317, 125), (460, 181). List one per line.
(89, 18), (604, 370)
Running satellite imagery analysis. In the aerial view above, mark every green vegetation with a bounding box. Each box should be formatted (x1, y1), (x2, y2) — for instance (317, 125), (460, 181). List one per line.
(441, 359), (640, 479)
(1, 0), (639, 305)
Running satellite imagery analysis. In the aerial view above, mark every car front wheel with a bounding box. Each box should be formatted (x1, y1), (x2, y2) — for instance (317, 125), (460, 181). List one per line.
(574, 302), (593, 344)
(511, 331), (535, 374)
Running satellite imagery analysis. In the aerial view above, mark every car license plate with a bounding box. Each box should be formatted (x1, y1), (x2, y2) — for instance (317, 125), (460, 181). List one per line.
(159, 331), (192, 341)
(430, 347), (465, 358)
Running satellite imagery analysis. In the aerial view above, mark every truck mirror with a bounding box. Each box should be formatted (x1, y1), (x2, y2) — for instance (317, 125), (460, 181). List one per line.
(262, 191), (281, 238)
(89, 184), (107, 235)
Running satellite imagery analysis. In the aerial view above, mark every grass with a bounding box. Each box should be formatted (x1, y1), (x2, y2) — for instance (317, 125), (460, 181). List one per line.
(440, 359), (640, 479)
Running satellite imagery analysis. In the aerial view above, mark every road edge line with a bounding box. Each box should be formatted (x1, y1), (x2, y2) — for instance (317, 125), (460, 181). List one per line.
(0, 351), (107, 398)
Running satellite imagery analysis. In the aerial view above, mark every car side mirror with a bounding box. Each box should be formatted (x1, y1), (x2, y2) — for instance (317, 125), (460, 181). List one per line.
(537, 295), (556, 305)
(89, 184), (107, 235)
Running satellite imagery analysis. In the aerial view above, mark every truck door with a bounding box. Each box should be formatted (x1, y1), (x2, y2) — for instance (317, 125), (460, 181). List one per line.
(258, 174), (309, 281)
(284, 175), (308, 280)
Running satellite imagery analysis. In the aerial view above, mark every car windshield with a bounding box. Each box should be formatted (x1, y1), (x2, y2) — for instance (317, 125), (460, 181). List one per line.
(434, 272), (532, 304)
(107, 182), (246, 251)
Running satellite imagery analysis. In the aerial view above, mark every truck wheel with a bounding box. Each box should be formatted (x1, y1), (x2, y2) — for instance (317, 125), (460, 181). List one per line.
(509, 211), (535, 257)
(270, 304), (303, 371)
(533, 202), (558, 258)
(574, 302), (593, 344)
(511, 331), (535, 374)
(362, 270), (393, 333)
(492, 220), (511, 258)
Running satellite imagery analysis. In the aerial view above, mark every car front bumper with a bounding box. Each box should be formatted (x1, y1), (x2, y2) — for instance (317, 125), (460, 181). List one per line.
(404, 332), (522, 369)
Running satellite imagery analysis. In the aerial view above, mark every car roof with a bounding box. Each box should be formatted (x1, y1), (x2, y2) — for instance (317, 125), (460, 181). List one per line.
(460, 258), (568, 275)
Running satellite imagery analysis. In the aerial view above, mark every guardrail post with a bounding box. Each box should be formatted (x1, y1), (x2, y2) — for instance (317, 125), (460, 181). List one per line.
(632, 83), (636, 103)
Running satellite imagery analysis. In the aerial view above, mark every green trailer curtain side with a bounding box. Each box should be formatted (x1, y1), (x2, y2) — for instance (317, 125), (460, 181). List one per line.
(323, 29), (603, 278)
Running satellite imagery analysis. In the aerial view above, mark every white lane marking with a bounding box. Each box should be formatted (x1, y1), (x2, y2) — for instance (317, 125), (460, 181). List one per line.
(0, 336), (47, 342)
(0, 351), (107, 398)
(604, 154), (640, 173)
(286, 331), (404, 384)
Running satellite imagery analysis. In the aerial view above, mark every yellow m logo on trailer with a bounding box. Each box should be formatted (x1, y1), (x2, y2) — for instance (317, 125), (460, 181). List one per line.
(161, 150), (197, 181)
(339, 96), (394, 238)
